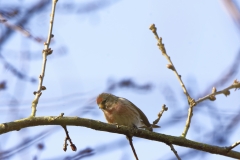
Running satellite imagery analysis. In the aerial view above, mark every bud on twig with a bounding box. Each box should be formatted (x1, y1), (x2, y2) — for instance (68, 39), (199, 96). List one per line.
(209, 95), (216, 101)
(149, 24), (156, 33)
(162, 104), (168, 111)
(63, 143), (67, 152)
(223, 90), (230, 96)
(41, 86), (47, 90)
(212, 87), (217, 93)
(233, 79), (239, 84)
(70, 144), (77, 151)
(233, 79), (240, 90)
(166, 64), (175, 71)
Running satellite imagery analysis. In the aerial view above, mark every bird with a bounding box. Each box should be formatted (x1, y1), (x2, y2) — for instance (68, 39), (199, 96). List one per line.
(96, 92), (158, 131)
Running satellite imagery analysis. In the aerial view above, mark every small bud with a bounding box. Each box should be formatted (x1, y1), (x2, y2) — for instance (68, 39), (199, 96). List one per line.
(46, 48), (53, 55)
(41, 86), (46, 90)
(162, 104), (168, 111)
(33, 91), (37, 95)
(212, 87), (217, 93)
(70, 144), (77, 151)
(149, 24), (156, 32)
(166, 64), (175, 71)
(51, 34), (54, 38)
(209, 95), (216, 101)
(233, 79), (240, 90)
(223, 90), (230, 96)
(63, 143), (67, 152)
(233, 79), (239, 84)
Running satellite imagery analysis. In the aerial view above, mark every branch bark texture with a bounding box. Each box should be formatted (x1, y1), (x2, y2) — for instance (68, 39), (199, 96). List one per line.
(0, 117), (239, 159)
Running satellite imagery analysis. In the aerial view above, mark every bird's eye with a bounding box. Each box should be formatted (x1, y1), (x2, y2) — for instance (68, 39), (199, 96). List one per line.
(102, 99), (106, 104)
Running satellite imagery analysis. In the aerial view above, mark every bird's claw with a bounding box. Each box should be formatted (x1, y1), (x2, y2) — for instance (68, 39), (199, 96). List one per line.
(113, 123), (119, 128)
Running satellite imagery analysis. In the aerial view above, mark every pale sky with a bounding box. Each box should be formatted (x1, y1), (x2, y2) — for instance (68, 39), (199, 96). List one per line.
(0, 0), (240, 160)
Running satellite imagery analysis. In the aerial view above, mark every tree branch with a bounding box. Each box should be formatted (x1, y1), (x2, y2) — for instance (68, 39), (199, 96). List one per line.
(0, 116), (240, 159)
(149, 24), (196, 138)
(196, 79), (240, 104)
(30, 0), (58, 117)
(167, 143), (181, 160)
(226, 141), (240, 152)
(0, 0), (50, 46)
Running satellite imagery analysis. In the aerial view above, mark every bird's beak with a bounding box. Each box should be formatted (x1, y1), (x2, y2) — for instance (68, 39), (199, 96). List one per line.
(98, 104), (104, 110)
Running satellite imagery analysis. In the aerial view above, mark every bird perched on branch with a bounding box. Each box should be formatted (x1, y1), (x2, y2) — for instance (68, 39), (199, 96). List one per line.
(96, 93), (159, 131)
(96, 93), (160, 160)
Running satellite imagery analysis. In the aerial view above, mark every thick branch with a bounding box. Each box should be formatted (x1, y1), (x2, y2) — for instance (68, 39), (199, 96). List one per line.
(0, 117), (240, 159)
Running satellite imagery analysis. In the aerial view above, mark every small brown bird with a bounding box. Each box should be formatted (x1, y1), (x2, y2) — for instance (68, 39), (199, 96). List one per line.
(96, 93), (157, 131)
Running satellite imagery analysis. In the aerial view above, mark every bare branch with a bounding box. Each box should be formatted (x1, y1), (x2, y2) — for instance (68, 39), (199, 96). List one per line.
(30, 0), (58, 117)
(126, 136), (139, 160)
(152, 104), (168, 127)
(149, 24), (196, 138)
(0, 116), (240, 159)
(62, 125), (77, 152)
(167, 143), (181, 160)
(0, 0), (50, 46)
(226, 141), (240, 152)
(196, 79), (240, 104)
(0, 53), (36, 83)
(149, 24), (192, 100)
(0, 14), (44, 43)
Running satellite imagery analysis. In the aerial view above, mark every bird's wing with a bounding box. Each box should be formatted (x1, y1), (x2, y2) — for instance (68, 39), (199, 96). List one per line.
(121, 98), (151, 128)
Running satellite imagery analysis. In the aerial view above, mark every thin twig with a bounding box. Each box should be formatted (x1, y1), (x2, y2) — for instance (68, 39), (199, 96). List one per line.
(168, 143), (181, 160)
(0, 14), (43, 43)
(149, 24), (196, 138)
(0, 53), (36, 83)
(126, 136), (139, 160)
(30, 0), (58, 117)
(181, 106), (194, 137)
(62, 125), (77, 152)
(0, 0), (50, 46)
(196, 79), (240, 104)
(222, 0), (240, 30)
(226, 141), (240, 152)
(152, 104), (168, 127)
(149, 24), (192, 100)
